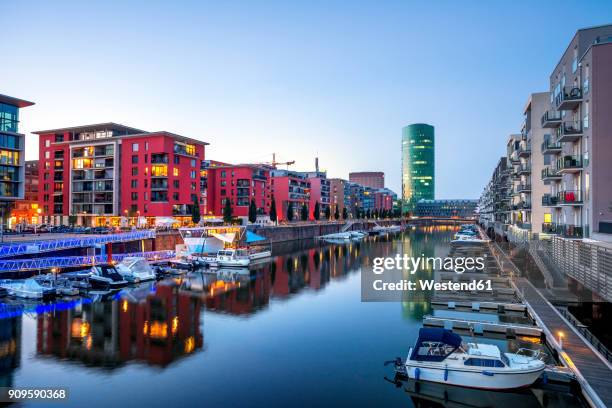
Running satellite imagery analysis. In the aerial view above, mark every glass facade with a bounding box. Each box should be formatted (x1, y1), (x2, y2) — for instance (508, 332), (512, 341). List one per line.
(0, 103), (19, 133)
(402, 123), (435, 210)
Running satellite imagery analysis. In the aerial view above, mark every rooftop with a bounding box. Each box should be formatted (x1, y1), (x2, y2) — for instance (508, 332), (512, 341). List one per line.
(32, 122), (145, 135)
(0, 94), (35, 108)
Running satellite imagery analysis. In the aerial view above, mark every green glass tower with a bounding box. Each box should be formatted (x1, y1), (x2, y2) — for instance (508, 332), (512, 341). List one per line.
(402, 123), (434, 210)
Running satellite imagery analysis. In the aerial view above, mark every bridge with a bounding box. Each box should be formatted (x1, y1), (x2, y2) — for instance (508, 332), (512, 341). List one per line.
(0, 230), (156, 259)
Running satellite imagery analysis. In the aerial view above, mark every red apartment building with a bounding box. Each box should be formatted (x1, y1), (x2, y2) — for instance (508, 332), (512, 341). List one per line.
(349, 171), (385, 189)
(270, 169), (311, 221)
(34, 123), (208, 226)
(10, 160), (39, 226)
(206, 164), (272, 218)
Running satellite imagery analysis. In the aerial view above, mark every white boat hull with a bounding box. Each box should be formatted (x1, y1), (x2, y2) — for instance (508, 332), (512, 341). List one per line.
(404, 363), (543, 390)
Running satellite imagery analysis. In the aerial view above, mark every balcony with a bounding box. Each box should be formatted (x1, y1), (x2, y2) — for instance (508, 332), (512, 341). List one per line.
(541, 167), (562, 181)
(509, 151), (520, 163)
(518, 200), (531, 210)
(517, 144), (531, 157)
(516, 183), (531, 193)
(541, 110), (562, 128)
(554, 86), (583, 110)
(516, 222), (532, 230)
(557, 190), (583, 205)
(517, 164), (531, 175)
(541, 140), (562, 154)
(542, 223), (588, 238)
(556, 121), (583, 143)
(542, 194), (559, 207)
(557, 155), (583, 173)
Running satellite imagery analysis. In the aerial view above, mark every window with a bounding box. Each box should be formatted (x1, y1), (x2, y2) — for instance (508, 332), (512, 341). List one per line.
(132, 167), (138, 176)
(45, 139), (51, 148)
(131, 180), (138, 188)
(144, 154), (148, 163)
(173, 192), (179, 200)
(145, 141), (149, 151)
(45, 151), (50, 159)
(173, 168), (179, 177)
(191, 159), (196, 167)
(221, 189), (226, 196)
(221, 170), (226, 178)
(464, 358), (504, 367)
(173, 180), (179, 188)
(544, 213), (552, 223)
(191, 182), (196, 190)
(190, 170), (196, 179)
(132, 143), (139, 152)
(150, 165), (168, 177)
(174, 155), (180, 165)
(186, 144), (196, 155)
(55, 134), (64, 143)
(131, 192), (138, 200)
(44, 172), (50, 180)
(584, 101), (589, 129)
(132, 155), (138, 164)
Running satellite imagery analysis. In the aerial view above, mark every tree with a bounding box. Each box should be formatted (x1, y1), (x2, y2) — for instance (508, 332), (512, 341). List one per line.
(223, 199), (233, 224)
(270, 195), (278, 224)
(68, 214), (77, 227)
(342, 207), (348, 220)
(334, 206), (340, 220)
(191, 196), (201, 225)
(248, 199), (257, 224)
(313, 201), (320, 221)
(366, 209), (371, 219)
(324, 205), (331, 220)
(301, 203), (308, 221)
(287, 201), (294, 222)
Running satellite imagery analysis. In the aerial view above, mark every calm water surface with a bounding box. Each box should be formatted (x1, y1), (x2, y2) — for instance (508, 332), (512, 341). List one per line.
(0, 227), (584, 407)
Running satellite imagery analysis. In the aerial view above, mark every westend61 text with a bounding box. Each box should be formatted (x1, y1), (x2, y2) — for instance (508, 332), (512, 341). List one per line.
(372, 279), (493, 292)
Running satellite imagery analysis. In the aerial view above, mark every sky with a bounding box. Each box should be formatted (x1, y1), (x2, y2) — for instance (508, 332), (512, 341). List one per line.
(3, 0), (612, 198)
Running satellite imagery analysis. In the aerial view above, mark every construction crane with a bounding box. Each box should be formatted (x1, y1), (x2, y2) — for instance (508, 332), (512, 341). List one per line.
(265, 153), (295, 169)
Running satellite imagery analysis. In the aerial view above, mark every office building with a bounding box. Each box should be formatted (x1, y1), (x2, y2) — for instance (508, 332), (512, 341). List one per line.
(402, 123), (434, 209)
(0, 94), (35, 223)
(415, 199), (477, 218)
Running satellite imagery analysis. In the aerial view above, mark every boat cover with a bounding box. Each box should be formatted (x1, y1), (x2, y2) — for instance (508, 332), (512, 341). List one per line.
(409, 328), (462, 361)
(210, 232), (236, 243)
(246, 231), (266, 243)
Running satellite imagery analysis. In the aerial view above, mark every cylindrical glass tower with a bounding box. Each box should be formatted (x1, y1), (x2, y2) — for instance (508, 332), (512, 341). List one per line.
(402, 123), (434, 210)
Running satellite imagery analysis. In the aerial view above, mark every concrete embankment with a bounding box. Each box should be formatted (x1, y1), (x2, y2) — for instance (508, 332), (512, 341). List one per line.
(151, 220), (407, 247)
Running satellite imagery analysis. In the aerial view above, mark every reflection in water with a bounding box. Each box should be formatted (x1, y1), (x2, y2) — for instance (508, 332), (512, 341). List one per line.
(0, 310), (20, 387)
(36, 280), (203, 368)
(0, 227), (586, 407)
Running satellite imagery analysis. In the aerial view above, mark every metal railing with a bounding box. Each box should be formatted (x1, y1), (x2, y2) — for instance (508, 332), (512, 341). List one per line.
(559, 308), (612, 363)
(0, 250), (175, 273)
(557, 155), (583, 171)
(0, 230), (156, 259)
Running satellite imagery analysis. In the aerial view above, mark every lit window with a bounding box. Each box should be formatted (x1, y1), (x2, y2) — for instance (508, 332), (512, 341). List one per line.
(132, 143), (139, 152)
(173, 168), (179, 177)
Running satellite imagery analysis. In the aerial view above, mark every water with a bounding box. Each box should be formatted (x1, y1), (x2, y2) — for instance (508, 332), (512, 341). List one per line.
(0, 227), (584, 407)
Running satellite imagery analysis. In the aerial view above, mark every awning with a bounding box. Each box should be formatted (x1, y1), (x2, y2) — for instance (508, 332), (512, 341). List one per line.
(246, 231), (267, 243)
(210, 232), (236, 243)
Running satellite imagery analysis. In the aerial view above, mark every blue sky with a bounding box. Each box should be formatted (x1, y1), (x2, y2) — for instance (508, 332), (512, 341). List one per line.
(4, 1), (612, 198)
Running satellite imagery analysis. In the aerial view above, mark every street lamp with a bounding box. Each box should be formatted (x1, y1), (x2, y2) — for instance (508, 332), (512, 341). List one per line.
(558, 331), (564, 349)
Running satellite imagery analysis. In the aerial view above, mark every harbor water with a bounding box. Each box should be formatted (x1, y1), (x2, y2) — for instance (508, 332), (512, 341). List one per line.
(0, 227), (585, 407)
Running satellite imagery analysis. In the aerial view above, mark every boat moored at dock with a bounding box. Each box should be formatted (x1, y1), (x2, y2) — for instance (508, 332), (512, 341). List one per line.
(399, 328), (545, 390)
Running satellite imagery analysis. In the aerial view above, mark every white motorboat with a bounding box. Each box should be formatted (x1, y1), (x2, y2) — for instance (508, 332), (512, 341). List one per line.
(400, 328), (545, 390)
(115, 257), (157, 283)
(0, 278), (57, 300)
(371, 225), (402, 235)
(450, 235), (488, 246)
(215, 249), (251, 267)
(66, 264), (129, 290)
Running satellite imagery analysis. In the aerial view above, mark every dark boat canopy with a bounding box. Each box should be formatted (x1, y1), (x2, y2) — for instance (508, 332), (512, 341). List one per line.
(409, 328), (463, 362)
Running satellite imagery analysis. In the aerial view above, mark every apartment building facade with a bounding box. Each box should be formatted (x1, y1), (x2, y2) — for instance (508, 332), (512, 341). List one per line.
(35, 123), (208, 226)
(0, 94), (35, 223)
(348, 171), (384, 189)
(206, 164), (272, 219)
(270, 169), (311, 221)
(11, 160), (39, 226)
(479, 157), (511, 239)
(301, 171), (330, 219)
